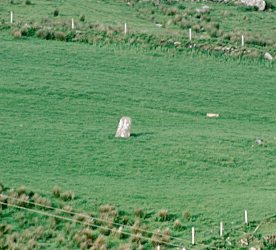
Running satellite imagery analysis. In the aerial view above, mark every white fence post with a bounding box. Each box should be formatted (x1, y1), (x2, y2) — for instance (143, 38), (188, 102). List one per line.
(189, 28), (192, 41)
(124, 23), (127, 35)
(71, 18), (75, 29)
(10, 11), (13, 24)
(220, 221), (223, 237)
(241, 35), (244, 47)
(192, 227), (195, 245)
(244, 210), (248, 224)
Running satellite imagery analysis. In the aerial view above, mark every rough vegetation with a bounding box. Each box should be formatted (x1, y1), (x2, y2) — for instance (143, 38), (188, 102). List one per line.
(0, 0), (275, 249)
(0, 0), (275, 60)
(0, 184), (275, 249)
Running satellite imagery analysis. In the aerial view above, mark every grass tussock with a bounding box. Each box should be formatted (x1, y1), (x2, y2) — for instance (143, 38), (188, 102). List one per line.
(52, 185), (61, 198)
(157, 209), (169, 221)
(60, 190), (75, 201)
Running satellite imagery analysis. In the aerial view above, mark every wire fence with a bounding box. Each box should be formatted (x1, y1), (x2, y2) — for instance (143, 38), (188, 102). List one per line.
(0, 193), (275, 249)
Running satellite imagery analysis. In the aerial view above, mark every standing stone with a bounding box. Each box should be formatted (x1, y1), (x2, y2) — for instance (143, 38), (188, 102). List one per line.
(240, 0), (266, 11)
(115, 117), (132, 138)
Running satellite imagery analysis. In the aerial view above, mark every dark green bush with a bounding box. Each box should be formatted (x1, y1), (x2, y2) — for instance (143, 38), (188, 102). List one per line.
(53, 9), (59, 17)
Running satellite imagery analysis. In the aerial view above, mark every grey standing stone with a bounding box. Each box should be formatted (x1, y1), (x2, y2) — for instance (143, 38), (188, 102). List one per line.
(115, 117), (132, 138)
(240, 0), (266, 11)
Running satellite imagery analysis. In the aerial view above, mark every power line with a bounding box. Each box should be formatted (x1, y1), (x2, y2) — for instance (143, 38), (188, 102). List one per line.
(0, 199), (187, 249)
(0, 194), (190, 245)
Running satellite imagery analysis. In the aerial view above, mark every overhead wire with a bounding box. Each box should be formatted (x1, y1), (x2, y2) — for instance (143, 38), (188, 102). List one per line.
(0, 194), (191, 245)
(0, 195), (190, 249)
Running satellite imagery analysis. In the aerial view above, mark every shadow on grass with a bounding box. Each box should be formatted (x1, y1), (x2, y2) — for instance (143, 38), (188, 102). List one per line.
(131, 132), (154, 138)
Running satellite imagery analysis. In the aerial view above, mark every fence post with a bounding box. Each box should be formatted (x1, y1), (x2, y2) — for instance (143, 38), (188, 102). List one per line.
(71, 18), (75, 29)
(220, 221), (223, 237)
(241, 35), (244, 47)
(244, 210), (248, 224)
(10, 11), (13, 24)
(192, 227), (195, 245)
(124, 23), (127, 35)
(189, 28), (192, 41)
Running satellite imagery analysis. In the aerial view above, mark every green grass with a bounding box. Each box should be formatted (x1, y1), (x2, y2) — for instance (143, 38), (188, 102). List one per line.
(0, 33), (275, 223)
(0, 0), (276, 248)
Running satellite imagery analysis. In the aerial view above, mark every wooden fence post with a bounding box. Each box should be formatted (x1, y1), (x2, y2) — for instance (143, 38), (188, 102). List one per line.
(10, 11), (13, 24)
(124, 23), (127, 35)
(71, 18), (75, 29)
(244, 210), (248, 224)
(220, 221), (223, 237)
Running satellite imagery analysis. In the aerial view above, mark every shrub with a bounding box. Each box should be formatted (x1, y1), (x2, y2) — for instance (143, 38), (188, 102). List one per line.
(192, 24), (201, 33)
(119, 243), (132, 250)
(61, 190), (75, 201)
(112, 226), (123, 239)
(157, 209), (169, 221)
(166, 7), (178, 16)
(173, 219), (182, 230)
(180, 20), (192, 29)
(79, 14), (85, 22)
(62, 205), (73, 213)
(183, 211), (191, 221)
(17, 185), (26, 196)
(20, 25), (36, 37)
(151, 229), (162, 246)
(33, 193), (51, 207)
(53, 9), (59, 17)
(93, 235), (106, 249)
(100, 204), (114, 213)
(65, 31), (76, 42)
(11, 30), (22, 38)
(56, 233), (65, 246)
(54, 31), (66, 41)
(178, 4), (186, 10)
(17, 194), (29, 207)
(74, 212), (90, 223)
(172, 14), (182, 24)
(162, 228), (170, 243)
(52, 185), (61, 198)
(134, 208), (144, 218)
(25, 0), (32, 5)
(36, 28), (53, 40)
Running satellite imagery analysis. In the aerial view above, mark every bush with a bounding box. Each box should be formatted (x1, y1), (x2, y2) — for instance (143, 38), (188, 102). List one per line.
(173, 219), (182, 230)
(11, 30), (22, 38)
(20, 25), (36, 37)
(25, 0), (32, 5)
(52, 185), (61, 198)
(54, 31), (66, 41)
(79, 14), (85, 22)
(134, 208), (144, 218)
(60, 191), (75, 201)
(36, 28), (54, 40)
(183, 211), (191, 221)
(157, 209), (169, 221)
(53, 9), (59, 17)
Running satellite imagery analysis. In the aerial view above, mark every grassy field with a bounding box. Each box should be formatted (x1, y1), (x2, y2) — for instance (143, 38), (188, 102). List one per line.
(0, 0), (276, 249)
